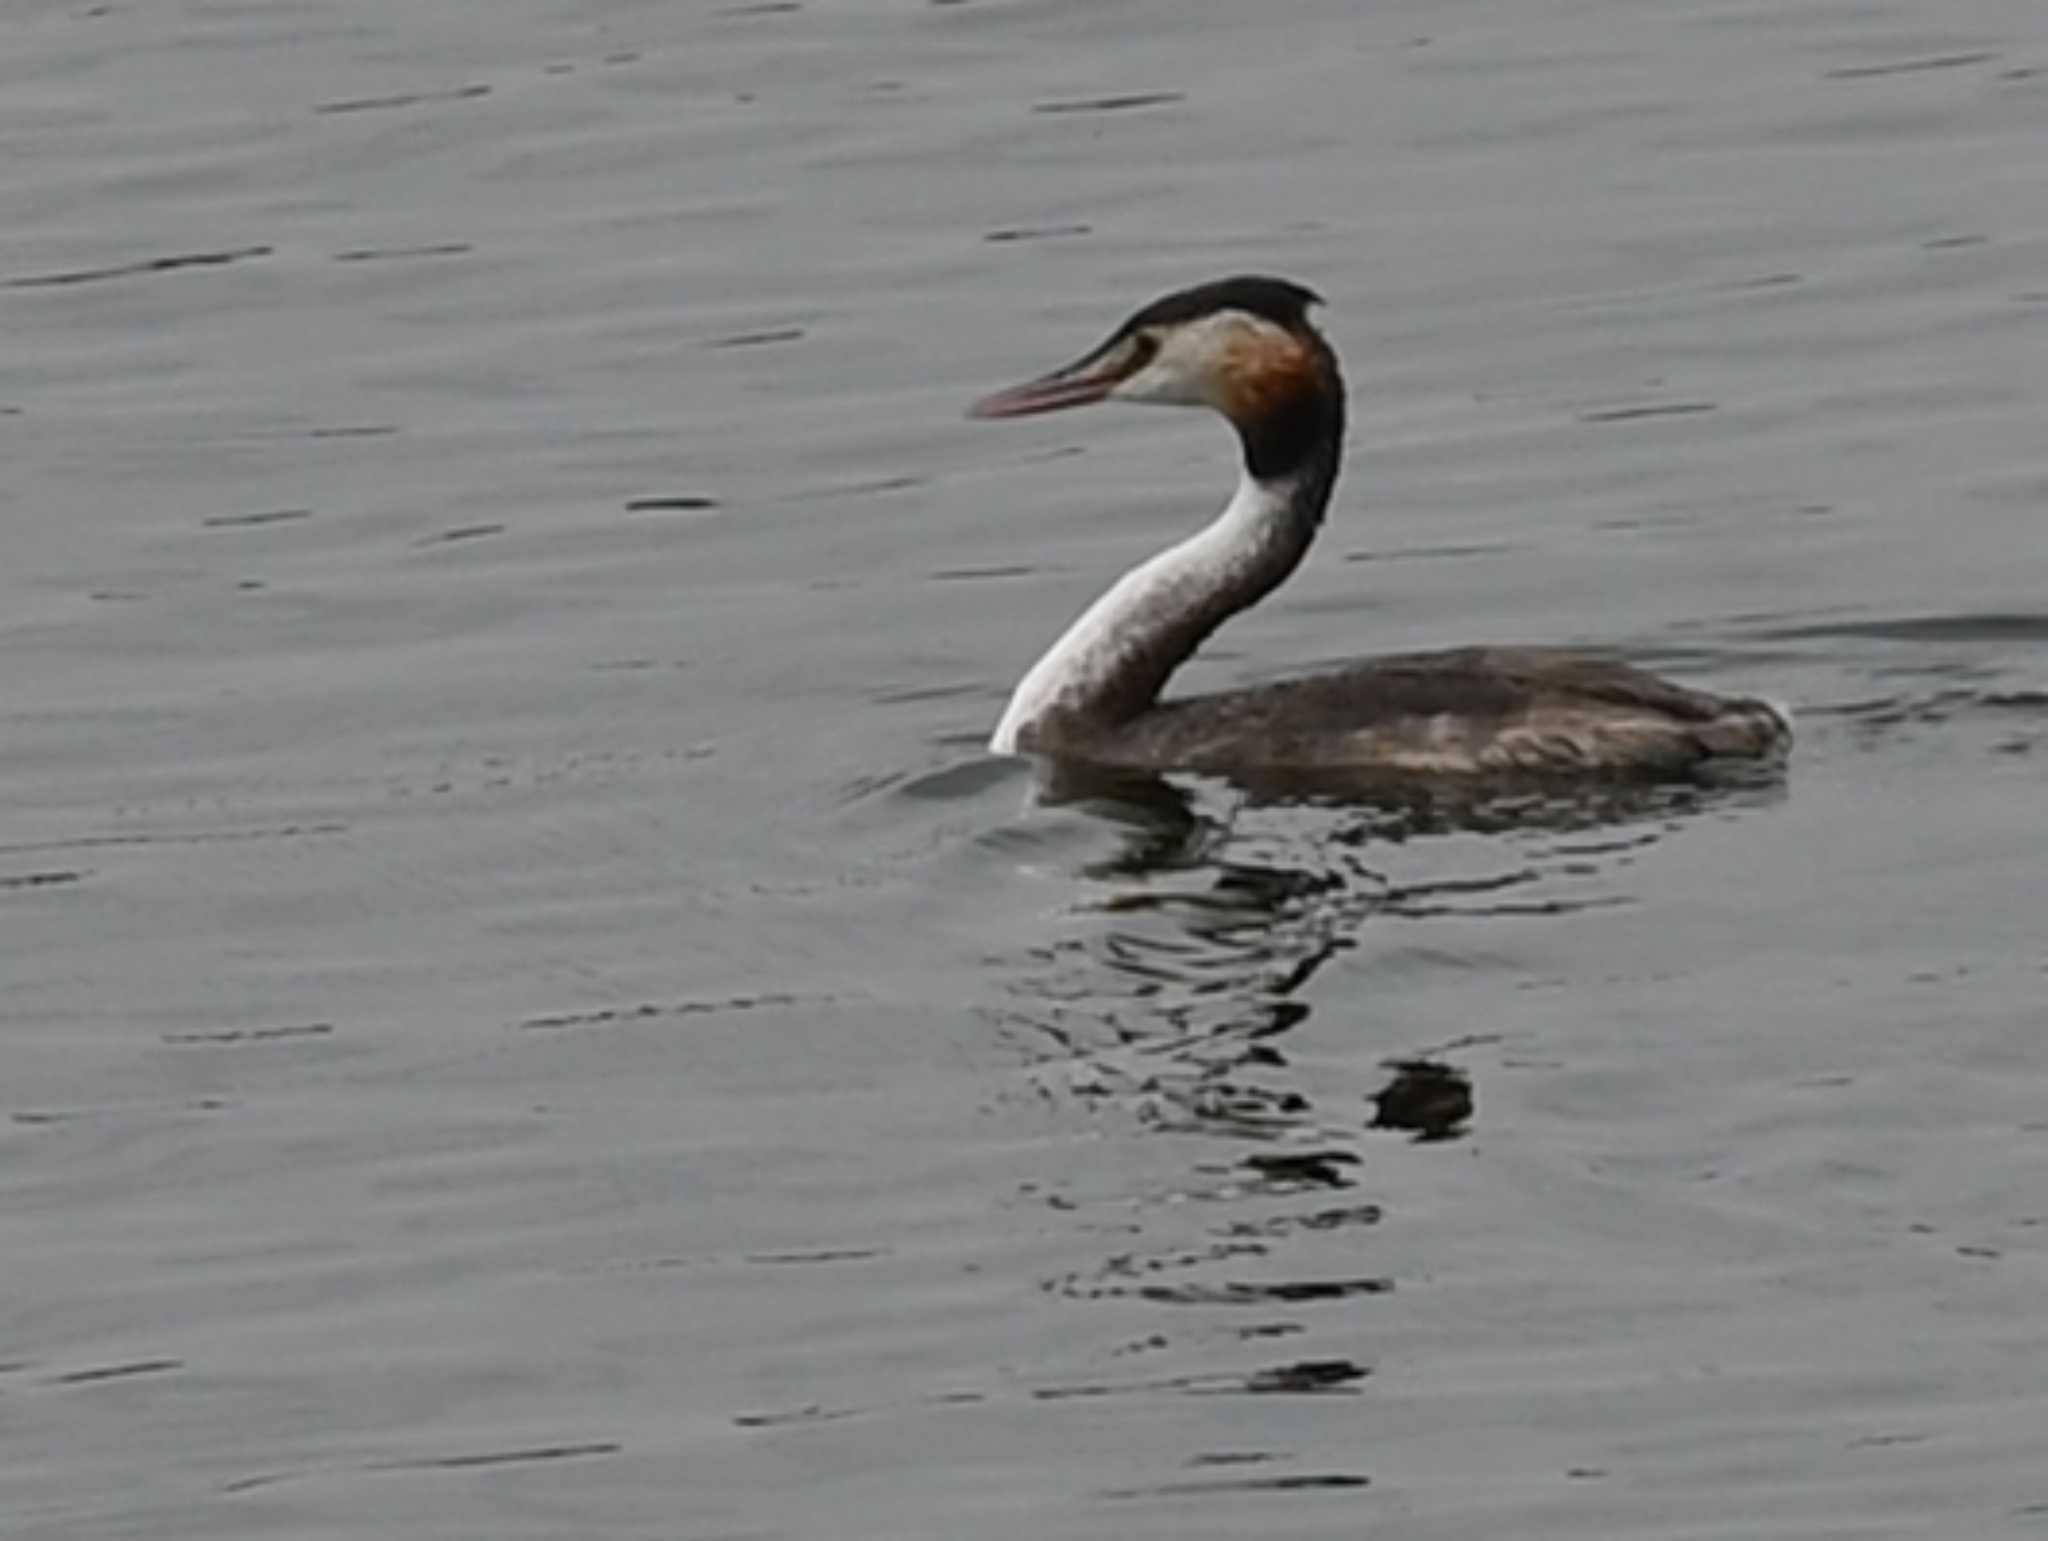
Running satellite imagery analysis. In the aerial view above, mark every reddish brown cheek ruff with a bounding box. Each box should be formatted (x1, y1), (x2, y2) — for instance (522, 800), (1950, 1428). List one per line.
(1212, 327), (1321, 427)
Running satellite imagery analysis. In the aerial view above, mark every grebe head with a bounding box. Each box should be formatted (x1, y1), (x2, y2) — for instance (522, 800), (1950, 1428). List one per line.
(970, 275), (1341, 483)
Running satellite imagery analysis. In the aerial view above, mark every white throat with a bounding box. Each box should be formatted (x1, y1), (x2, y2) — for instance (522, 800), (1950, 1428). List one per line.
(990, 469), (1302, 754)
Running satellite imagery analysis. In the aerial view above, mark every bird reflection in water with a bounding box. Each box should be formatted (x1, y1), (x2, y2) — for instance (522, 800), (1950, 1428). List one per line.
(1013, 759), (1784, 1137)
(996, 759), (1781, 1396)
(1370, 1059), (1475, 1143)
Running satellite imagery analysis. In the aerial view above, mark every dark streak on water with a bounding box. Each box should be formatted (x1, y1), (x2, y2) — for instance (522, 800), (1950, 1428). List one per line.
(1763, 611), (2048, 644)
(929, 563), (1039, 581)
(50, 1359), (186, 1386)
(624, 494), (719, 511)
(203, 508), (314, 528)
(332, 244), (474, 263)
(986, 223), (1094, 244)
(0, 823), (348, 855)
(1032, 92), (1186, 115)
(413, 522), (506, 545)
(1578, 400), (1717, 424)
(732, 1403), (860, 1428)
(0, 869), (85, 890)
(710, 327), (805, 348)
(1028, 1357), (1367, 1403)
(314, 84), (492, 115)
(519, 992), (815, 1030)
(1823, 51), (2000, 80)
(1100, 1472), (1372, 1498)
(5, 245), (273, 289)
(745, 1247), (886, 1264)
(371, 1441), (622, 1471)
(161, 1023), (335, 1046)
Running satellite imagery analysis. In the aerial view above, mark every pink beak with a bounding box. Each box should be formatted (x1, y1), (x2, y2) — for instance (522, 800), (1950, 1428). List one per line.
(969, 344), (1126, 418)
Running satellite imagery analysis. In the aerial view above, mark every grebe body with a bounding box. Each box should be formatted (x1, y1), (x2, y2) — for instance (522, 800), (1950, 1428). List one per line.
(971, 277), (1789, 778)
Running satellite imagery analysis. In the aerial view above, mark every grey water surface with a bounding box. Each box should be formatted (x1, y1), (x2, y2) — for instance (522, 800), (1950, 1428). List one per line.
(5, 1), (2048, 1536)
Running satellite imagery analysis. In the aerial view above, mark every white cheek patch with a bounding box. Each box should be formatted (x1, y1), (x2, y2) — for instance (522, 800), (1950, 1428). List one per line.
(1107, 310), (1293, 410)
(1112, 351), (1205, 407)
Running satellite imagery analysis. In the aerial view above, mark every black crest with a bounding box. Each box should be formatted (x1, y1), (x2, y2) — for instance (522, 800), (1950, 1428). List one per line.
(1119, 275), (1324, 337)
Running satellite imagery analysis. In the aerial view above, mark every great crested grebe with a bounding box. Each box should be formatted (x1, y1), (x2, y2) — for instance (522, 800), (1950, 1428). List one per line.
(970, 275), (1790, 777)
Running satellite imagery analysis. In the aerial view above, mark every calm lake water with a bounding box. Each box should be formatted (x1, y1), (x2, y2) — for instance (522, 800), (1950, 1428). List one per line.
(5, 1), (2046, 1536)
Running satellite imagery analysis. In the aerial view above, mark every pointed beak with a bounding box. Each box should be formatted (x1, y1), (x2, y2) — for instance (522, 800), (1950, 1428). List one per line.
(969, 337), (1134, 419)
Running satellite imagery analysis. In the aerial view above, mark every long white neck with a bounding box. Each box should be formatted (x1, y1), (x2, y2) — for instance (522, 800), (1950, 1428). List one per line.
(990, 469), (1321, 755)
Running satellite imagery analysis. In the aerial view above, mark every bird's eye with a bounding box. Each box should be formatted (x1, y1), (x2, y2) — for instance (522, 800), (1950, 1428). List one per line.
(1125, 332), (1159, 370)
